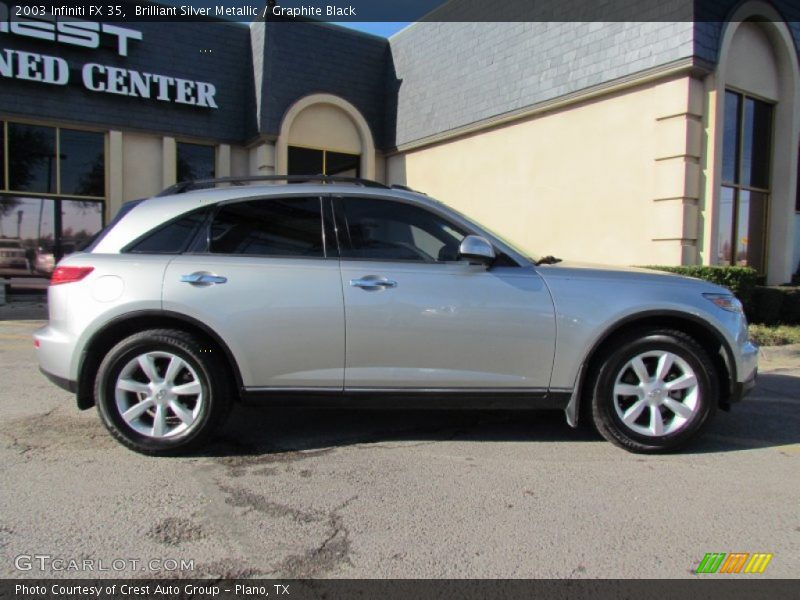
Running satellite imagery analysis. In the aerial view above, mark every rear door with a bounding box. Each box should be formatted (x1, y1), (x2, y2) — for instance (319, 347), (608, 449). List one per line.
(162, 195), (344, 389)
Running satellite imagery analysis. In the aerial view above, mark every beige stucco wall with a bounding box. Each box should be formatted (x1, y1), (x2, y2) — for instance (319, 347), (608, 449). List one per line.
(230, 146), (250, 177)
(726, 22), (780, 101)
(121, 132), (163, 202)
(249, 142), (276, 175)
(288, 104), (362, 154)
(276, 94), (376, 179)
(112, 133), (249, 218)
(388, 75), (702, 267)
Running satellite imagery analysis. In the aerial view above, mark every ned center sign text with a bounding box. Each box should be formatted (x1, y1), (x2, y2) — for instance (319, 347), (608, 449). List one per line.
(0, 2), (218, 109)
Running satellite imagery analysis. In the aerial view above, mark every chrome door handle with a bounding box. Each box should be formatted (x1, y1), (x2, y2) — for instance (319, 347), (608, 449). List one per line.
(350, 276), (397, 290)
(181, 272), (227, 286)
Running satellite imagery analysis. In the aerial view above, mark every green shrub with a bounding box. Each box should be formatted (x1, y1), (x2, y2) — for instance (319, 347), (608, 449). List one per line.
(749, 324), (800, 346)
(642, 266), (759, 307)
(780, 287), (800, 323)
(751, 287), (783, 324)
(750, 286), (800, 325)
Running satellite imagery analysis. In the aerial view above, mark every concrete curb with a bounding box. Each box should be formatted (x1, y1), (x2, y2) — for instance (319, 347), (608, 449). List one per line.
(758, 343), (800, 364)
(0, 301), (47, 321)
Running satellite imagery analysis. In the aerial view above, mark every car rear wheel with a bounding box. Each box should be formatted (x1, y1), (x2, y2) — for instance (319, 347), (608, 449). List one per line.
(95, 329), (231, 455)
(589, 329), (718, 453)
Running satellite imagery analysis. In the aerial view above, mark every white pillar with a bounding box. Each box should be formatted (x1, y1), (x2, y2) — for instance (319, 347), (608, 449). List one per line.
(162, 137), (176, 187)
(107, 130), (124, 221)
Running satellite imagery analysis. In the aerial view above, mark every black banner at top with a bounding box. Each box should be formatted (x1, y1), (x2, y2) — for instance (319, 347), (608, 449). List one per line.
(0, 0), (797, 23)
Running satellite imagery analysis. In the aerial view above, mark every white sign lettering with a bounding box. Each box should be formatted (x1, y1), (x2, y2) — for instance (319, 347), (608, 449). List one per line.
(0, 48), (68, 84)
(0, 2), (218, 109)
(0, 4), (142, 56)
(81, 62), (218, 108)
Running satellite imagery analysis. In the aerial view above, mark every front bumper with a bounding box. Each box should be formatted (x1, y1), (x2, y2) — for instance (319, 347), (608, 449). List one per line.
(729, 367), (757, 404)
(728, 340), (759, 405)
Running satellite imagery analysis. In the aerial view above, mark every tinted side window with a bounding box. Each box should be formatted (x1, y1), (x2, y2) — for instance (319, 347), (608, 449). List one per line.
(340, 198), (466, 262)
(127, 210), (207, 254)
(209, 197), (324, 257)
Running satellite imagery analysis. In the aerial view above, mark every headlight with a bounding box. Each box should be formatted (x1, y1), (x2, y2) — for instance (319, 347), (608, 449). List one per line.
(703, 293), (744, 314)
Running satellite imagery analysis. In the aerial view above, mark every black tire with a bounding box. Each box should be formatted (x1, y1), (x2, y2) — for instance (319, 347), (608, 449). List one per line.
(95, 329), (232, 455)
(589, 329), (718, 453)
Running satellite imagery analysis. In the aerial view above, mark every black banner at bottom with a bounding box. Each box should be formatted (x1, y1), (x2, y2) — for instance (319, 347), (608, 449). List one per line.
(1, 580), (798, 600)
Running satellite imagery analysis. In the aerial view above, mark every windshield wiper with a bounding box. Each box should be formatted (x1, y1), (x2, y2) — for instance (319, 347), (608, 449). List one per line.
(535, 255), (562, 266)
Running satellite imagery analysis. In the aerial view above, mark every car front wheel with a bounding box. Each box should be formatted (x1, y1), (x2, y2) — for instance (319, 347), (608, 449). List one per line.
(95, 329), (231, 455)
(590, 329), (718, 453)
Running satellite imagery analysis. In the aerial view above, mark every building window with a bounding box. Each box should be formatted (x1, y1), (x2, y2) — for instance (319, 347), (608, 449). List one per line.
(718, 91), (773, 272)
(60, 129), (105, 197)
(288, 146), (360, 177)
(176, 142), (215, 182)
(0, 121), (105, 276)
(796, 142), (800, 213)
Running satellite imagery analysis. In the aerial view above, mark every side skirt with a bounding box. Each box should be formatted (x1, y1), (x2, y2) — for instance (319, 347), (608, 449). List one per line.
(239, 388), (572, 410)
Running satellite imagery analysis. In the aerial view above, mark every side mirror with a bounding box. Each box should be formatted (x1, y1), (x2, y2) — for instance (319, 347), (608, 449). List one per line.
(458, 235), (496, 266)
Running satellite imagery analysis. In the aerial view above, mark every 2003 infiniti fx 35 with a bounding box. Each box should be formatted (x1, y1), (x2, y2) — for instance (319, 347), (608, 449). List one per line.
(34, 176), (758, 455)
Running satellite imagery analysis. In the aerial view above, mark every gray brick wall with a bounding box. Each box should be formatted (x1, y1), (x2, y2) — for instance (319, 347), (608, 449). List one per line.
(388, 0), (800, 149)
(388, 21), (695, 148)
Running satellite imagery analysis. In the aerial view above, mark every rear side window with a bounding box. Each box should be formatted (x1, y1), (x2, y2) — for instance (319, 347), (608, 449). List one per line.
(208, 197), (324, 258)
(84, 199), (144, 252)
(126, 210), (207, 254)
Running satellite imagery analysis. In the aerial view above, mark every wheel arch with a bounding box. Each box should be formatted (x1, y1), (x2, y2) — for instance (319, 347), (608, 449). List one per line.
(569, 311), (737, 426)
(76, 310), (244, 410)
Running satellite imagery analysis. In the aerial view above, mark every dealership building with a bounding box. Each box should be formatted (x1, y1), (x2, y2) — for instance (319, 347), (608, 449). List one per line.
(1, 0), (799, 285)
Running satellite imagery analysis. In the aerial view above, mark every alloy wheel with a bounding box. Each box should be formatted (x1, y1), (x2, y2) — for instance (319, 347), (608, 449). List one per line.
(114, 351), (204, 439)
(612, 350), (700, 437)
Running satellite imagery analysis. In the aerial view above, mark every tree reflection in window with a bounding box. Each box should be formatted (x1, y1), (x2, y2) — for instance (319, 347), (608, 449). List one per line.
(718, 92), (772, 273)
(177, 143), (215, 182)
(1, 122), (106, 275)
(8, 124), (56, 194)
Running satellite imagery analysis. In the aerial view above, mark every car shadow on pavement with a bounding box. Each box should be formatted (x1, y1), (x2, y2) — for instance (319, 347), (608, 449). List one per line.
(689, 371), (800, 454)
(196, 371), (800, 458)
(204, 408), (598, 458)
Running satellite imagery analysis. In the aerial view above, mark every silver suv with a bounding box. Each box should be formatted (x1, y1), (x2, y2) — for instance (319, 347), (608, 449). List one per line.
(34, 176), (758, 455)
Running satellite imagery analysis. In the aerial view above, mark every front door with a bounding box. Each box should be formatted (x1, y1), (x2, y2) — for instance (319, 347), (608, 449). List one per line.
(335, 196), (556, 390)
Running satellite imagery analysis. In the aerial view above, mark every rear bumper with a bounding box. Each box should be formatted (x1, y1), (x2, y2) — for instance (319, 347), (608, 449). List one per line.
(33, 324), (77, 383)
(39, 367), (77, 393)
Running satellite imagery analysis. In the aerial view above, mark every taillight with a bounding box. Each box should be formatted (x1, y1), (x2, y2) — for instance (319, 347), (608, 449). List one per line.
(50, 266), (94, 286)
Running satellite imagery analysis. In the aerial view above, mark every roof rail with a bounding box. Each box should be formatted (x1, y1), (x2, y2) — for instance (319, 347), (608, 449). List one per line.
(158, 174), (389, 196)
(390, 184), (428, 195)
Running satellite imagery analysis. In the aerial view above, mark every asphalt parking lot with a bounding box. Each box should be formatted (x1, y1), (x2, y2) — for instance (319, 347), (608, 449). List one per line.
(1, 318), (798, 579)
